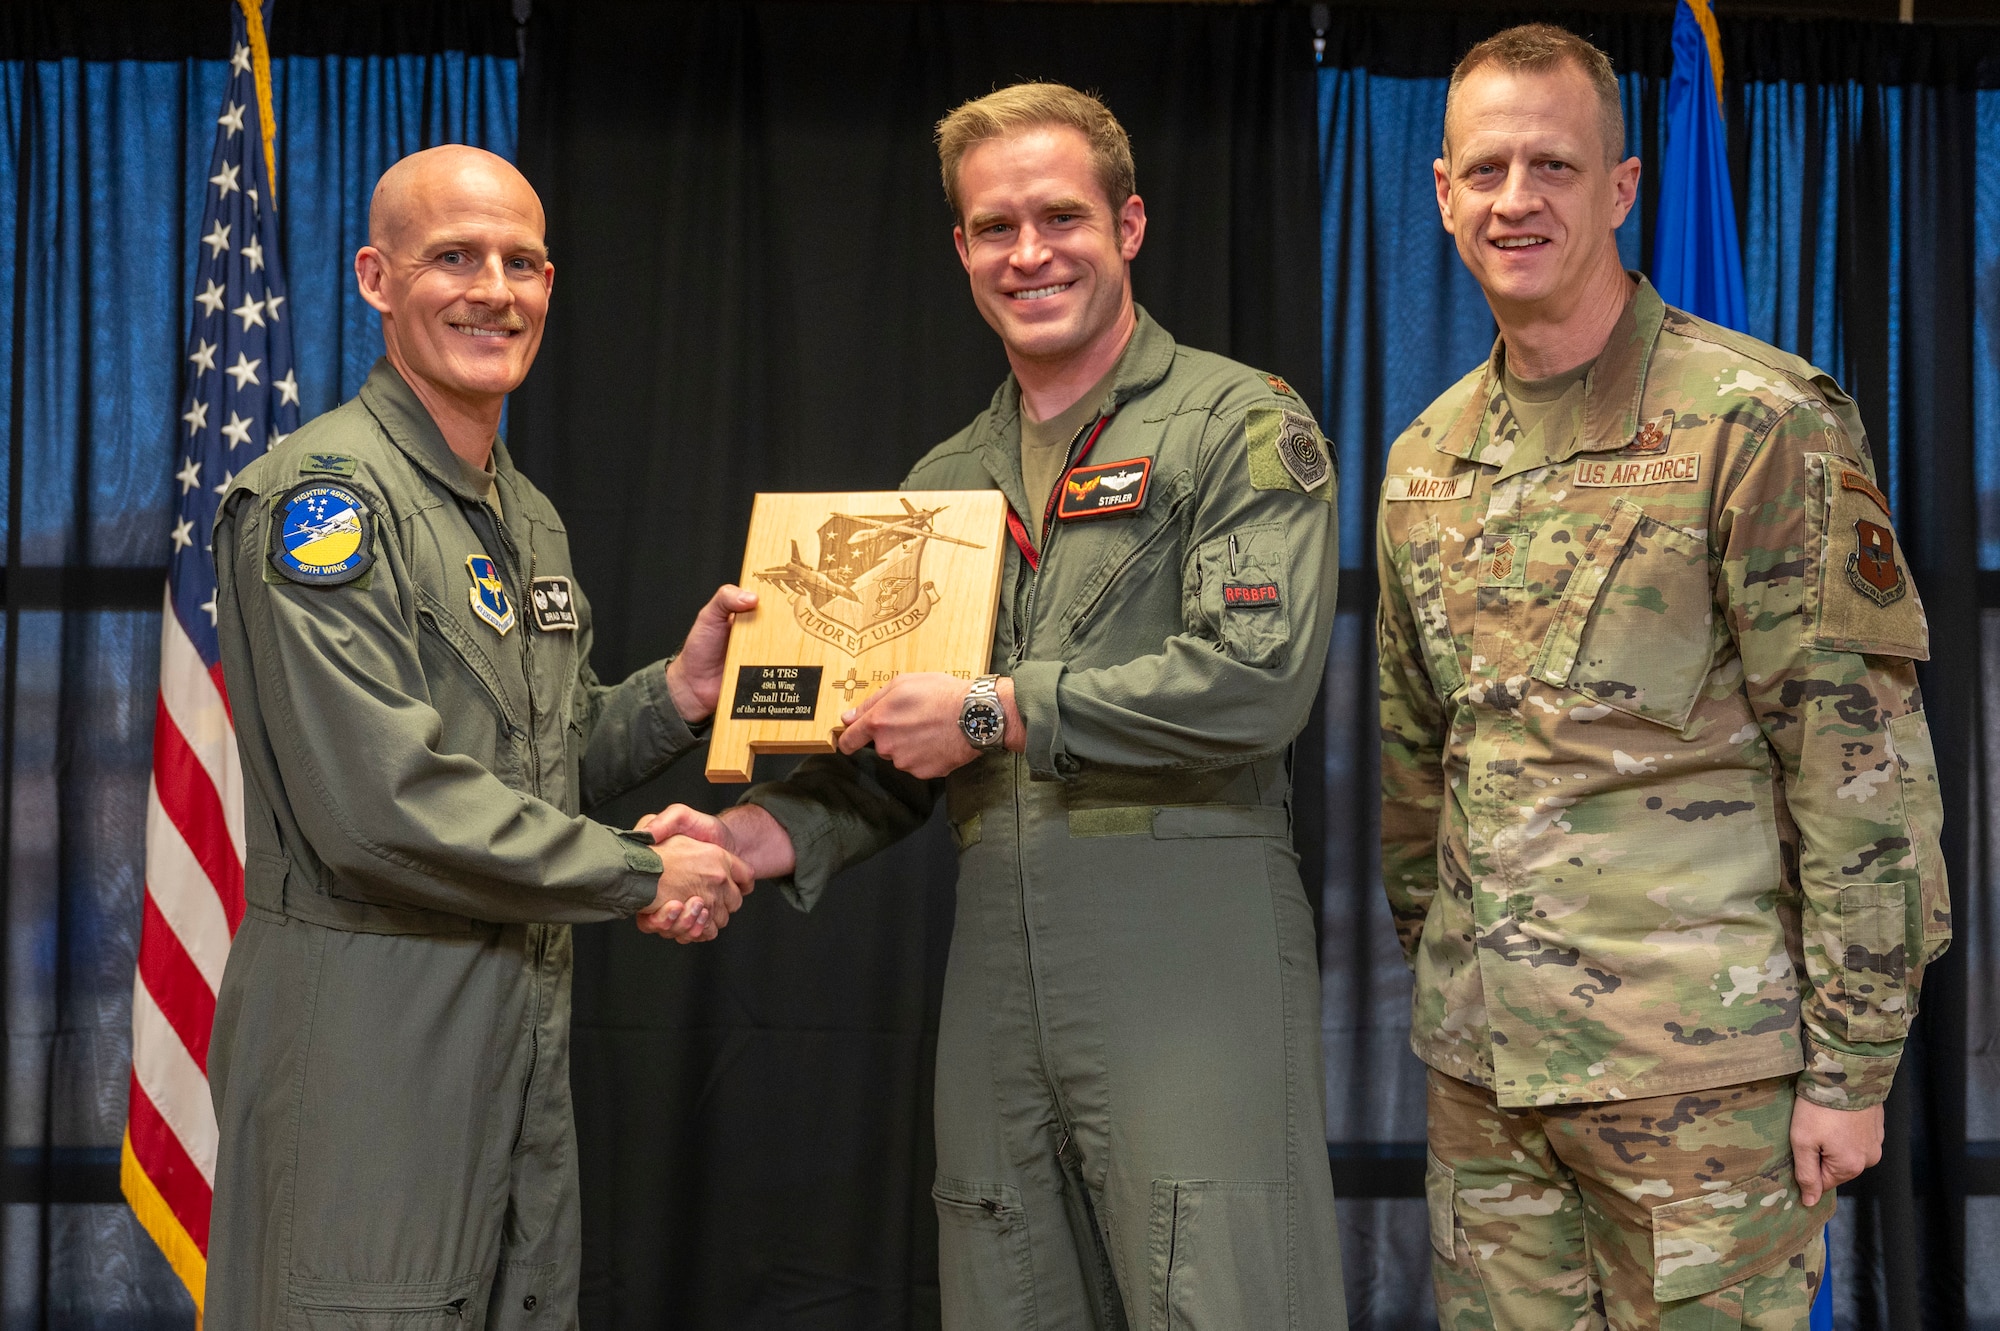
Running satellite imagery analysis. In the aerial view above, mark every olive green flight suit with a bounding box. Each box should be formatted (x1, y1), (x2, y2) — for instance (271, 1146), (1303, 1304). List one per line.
(746, 310), (1349, 1329)
(207, 360), (694, 1329)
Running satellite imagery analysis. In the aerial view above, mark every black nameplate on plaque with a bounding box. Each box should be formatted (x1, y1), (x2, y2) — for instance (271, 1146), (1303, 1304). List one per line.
(730, 665), (824, 720)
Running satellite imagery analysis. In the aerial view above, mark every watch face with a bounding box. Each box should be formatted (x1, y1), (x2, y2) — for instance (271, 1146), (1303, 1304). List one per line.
(962, 701), (1005, 747)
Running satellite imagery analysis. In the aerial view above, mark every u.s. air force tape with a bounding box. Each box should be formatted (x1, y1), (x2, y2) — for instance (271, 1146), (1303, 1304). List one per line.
(269, 480), (373, 586)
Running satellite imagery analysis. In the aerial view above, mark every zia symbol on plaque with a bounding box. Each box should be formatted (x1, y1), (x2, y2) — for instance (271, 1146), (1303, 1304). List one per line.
(756, 499), (985, 657)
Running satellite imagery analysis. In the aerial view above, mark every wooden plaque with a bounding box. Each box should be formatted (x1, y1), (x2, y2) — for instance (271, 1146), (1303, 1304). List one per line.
(705, 490), (1009, 783)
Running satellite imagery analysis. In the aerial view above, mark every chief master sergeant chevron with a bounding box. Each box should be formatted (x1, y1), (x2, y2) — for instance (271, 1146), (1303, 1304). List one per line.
(1376, 26), (1950, 1330)
(205, 146), (760, 1328)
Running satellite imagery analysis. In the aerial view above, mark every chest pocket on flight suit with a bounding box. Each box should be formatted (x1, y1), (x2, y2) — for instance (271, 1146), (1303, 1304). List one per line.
(415, 585), (529, 788)
(1530, 496), (1720, 731)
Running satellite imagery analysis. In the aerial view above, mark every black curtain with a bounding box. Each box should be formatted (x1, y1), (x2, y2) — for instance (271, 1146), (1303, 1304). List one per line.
(510, 4), (1321, 1326)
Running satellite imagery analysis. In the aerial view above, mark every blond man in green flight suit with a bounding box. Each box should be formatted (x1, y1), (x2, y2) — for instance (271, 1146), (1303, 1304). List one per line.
(654, 84), (1350, 1329)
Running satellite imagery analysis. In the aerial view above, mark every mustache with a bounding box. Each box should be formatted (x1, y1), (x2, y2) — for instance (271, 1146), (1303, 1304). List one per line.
(448, 312), (529, 333)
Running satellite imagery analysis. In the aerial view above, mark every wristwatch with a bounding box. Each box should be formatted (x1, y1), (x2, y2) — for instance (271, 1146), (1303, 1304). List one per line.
(958, 674), (1007, 752)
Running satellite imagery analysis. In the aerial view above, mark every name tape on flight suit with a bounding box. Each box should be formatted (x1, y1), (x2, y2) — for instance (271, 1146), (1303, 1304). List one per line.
(529, 576), (579, 631)
(1056, 458), (1151, 521)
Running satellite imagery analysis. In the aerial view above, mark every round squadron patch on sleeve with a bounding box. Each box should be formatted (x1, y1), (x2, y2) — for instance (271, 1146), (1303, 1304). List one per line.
(268, 480), (374, 586)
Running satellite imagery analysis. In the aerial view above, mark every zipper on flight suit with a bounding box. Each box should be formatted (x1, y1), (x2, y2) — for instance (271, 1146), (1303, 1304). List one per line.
(481, 500), (544, 799)
(1011, 414), (1107, 664)
(512, 923), (546, 1154)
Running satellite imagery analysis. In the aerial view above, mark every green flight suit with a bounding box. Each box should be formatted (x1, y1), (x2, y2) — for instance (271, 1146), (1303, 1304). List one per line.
(745, 311), (1350, 1329)
(207, 360), (694, 1329)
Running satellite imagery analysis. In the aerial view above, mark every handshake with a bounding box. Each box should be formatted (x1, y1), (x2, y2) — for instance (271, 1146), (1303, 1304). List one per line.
(628, 802), (792, 944)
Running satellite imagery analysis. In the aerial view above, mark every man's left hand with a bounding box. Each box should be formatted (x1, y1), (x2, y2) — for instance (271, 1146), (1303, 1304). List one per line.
(838, 673), (1017, 779)
(664, 584), (759, 723)
(1792, 1096), (1884, 1207)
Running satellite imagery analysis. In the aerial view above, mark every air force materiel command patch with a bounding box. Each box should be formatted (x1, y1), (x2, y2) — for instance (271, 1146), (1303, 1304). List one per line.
(1276, 411), (1330, 491)
(1246, 407), (1334, 499)
(529, 575), (579, 631)
(270, 481), (373, 585)
(1056, 457), (1151, 521)
(467, 555), (516, 634)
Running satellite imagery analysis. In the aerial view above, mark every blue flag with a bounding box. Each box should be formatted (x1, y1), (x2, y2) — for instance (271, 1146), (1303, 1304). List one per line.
(1653, 0), (1747, 331)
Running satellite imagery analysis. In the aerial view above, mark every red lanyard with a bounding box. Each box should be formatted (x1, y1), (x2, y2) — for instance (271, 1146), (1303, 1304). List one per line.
(1005, 413), (1114, 571)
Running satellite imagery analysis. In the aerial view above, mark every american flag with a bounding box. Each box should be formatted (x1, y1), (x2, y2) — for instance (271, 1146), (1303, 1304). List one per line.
(123, 1), (298, 1313)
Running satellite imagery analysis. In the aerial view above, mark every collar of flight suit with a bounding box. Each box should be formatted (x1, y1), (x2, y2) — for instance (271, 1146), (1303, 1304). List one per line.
(1434, 273), (1667, 482)
(969, 304), (1179, 517)
(357, 356), (522, 506)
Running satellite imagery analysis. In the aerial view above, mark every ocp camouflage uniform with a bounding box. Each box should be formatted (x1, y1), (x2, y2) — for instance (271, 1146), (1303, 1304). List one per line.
(1376, 277), (1949, 1328)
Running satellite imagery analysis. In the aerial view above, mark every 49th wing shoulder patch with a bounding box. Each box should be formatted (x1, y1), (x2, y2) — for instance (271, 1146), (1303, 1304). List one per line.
(268, 480), (373, 586)
(1808, 453), (1928, 659)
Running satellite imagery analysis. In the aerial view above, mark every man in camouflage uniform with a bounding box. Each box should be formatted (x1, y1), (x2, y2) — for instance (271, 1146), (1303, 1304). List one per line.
(1377, 26), (1950, 1330)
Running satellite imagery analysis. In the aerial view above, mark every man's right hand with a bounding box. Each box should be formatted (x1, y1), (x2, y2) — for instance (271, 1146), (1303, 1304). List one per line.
(635, 834), (754, 945)
(646, 803), (797, 882)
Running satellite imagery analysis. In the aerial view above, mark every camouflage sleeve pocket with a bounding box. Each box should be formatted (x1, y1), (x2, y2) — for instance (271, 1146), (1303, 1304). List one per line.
(1837, 881), (1909, 1043)
(1533, 498), (1720, 732)
(1807, 453), (1929, 659)
(1888, 711), (1952, 961)
(1403, 519), (1464, 696)
(1195, 522), (1290, 668)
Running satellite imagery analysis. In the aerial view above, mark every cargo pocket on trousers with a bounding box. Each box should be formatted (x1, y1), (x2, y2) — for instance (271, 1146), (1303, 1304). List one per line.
(1148, 1179), (1290, 1331)
(1652, 1160), (1822, 1307)
(1424, 1151), (1458, 1261)
(933, 1176), (1037, 1330)
(1838, 881), (1909, 1042)
(287, 1274), (485, 1328)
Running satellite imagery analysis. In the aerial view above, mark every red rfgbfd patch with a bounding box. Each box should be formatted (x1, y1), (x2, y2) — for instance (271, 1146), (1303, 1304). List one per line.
(1223, 582), (1281, 608)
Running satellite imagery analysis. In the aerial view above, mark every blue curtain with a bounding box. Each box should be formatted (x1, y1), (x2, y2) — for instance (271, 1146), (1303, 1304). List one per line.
(1317, 24), (1997, 1330)
(0, 46), (513, 1325)
(1973, 89), (2000, 570)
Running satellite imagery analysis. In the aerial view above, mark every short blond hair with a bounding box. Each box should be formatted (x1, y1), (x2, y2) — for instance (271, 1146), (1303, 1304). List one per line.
(1445, 24), (1626, 166)
(935, 82), (1135, 221)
